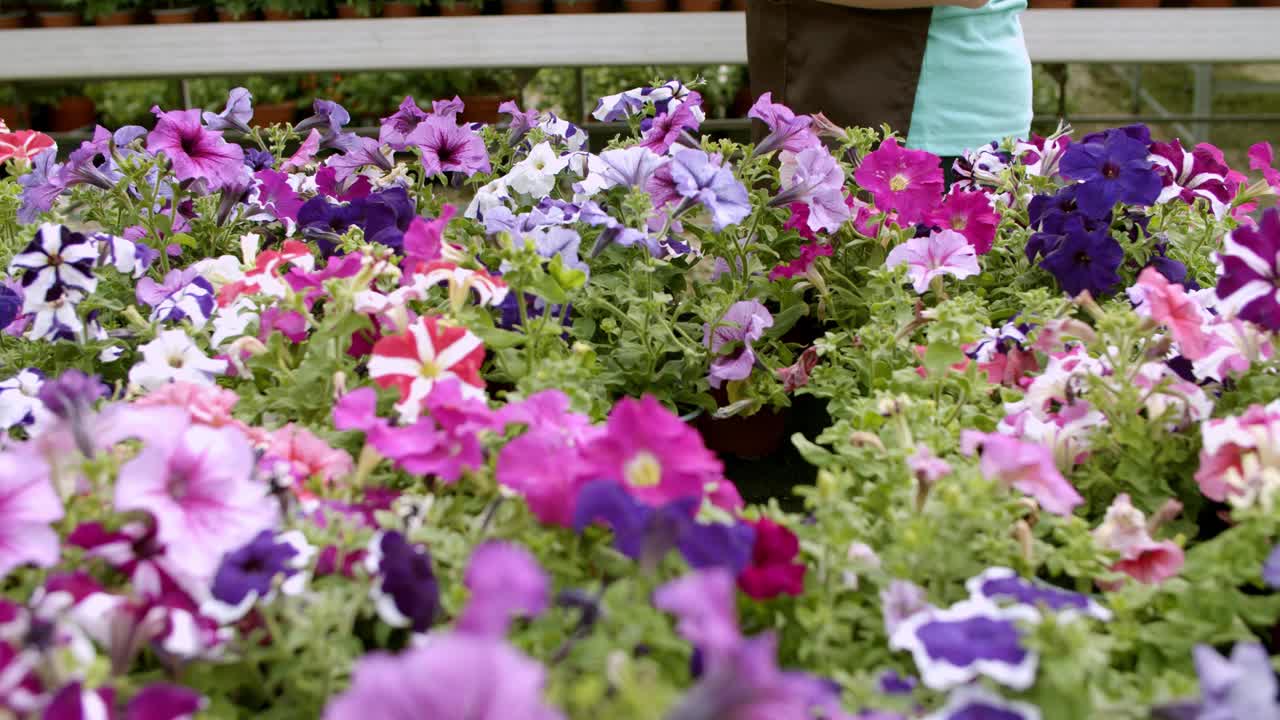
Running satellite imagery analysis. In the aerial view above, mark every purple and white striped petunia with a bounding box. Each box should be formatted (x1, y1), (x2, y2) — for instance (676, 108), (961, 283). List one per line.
(1150, 139), (1237, 219)
(8, 224), (99, 304)
(890, 597), (1040, 691)
(0, 368), (47, 431)
(1215, 207), (1280, 331)
(966, 567), (1112, 621)
(137, 268), (216, 328)
(201, 530), (315, 624)
(924, 686), (1043, 720)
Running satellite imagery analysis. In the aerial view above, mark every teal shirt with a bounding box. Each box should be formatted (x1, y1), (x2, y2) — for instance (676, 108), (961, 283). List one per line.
(905, 0), (1033, 157)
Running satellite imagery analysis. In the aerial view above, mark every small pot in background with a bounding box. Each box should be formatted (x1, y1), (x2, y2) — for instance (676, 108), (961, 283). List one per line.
(152, 6), (198, 22)
(382, 0), (420, 14)
(35, 9), (80, 26)
(0, 9), (27, 27)
(0, 104), (30, 128)
(253, 101), (298, 126)
(459, 95), (502, 124)
(552, 0), (598, 11)
(677, 0), (719, 10)
(623, 0), (666, 10)
(262, 8), (303, 19)
(93, 8), (137, 24)
(694, 408), (790, 460)
(51, 95), (96, 132)
(216, 7), (256, 19)
(502, 0), (542, 12)
(437, 1), (480, 13)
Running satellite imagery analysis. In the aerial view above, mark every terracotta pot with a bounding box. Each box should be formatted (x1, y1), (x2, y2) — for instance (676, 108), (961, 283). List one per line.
(51, 95), (96, 132)
(459, 95), (502, 124)
(336, 3), (359, 15)
(0, 10), (26, 27)
(382, 0), (420, 14)
(677, 0), (719, 9)
(217, 7), (256, 19)
(152, 6), (197, 22)
(624, 0), (665, 10)
(0, 104), (29, 128)
(1186, 0), (1232, 5)
(552, 0), (597, 11)
(262, 8), (303, 19)
(253, 101), (297, 126)
(1258, 0), (1280, 6)
(503, 0), (542, 12)
(437, 2), (480, 13)
(36, 9), (80, 26)
(694, 409), (790, 460)
(93, 9), (136, 24)
(1028, 0), (1074, 6)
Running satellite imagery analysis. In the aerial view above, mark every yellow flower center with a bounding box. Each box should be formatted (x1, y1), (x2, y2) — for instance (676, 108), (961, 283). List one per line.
(624, 451), (662, 488)
(419, 360), (441, 378)
(889, 174), (909, 192)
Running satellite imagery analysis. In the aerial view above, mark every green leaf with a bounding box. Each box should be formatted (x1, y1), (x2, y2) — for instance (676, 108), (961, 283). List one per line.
(923, 342), (964, 376)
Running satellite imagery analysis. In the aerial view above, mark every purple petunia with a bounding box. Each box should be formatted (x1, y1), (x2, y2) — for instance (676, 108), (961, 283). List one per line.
(1154, 643), (1280, 720)
(1038, 214), (1124, 297)
(379, 96), (432, 150)
(639, 91), (702, 155)
(202, 530), (314, 624)
(890, 598), (1040, 691)
(1214, 207), (1280, 330)
(147, 107), (247, 191)
(455, 541), (549, 638)
(365, 530), (440, 633)
(202, 87), (253, 134)
(1059, 128), (1162, 217)
(295, 99), (352, 141)
(327, 135), (394, 182)
(407, 116), (492, 177)
(136, 267), (216, 328)
(965, 567), (1111, 621)
(703, 300), (774, 389)
(749, 92), (821, 156)
(661, 149), (752, 232)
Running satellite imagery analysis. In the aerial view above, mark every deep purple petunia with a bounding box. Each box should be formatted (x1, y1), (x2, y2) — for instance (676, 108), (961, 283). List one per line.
(406, 116), (491, 177)
(1038, 215), (1124, 297)
(965, 567), (1111, 621)
(1215, 207), (1280, 331)
(1059, 128), (1162, 217)
(366, 530), (439, 633)
(0, 284), (18, 331)
(147, 107), (246, 190)
(203, 529), (313, 623)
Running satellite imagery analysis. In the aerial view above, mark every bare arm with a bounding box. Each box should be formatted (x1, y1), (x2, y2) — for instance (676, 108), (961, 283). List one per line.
(817, 0), (987, 9)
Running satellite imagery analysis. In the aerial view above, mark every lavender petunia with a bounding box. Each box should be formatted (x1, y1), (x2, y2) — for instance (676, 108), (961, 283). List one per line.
(455, 541), (549, 638)
(702, 300), (774, 388)
(379, 96), (432, 150)
(598, 146), (666, 190)
(327, 135), (394, 182)
(295, 99), (351, 139)
(1264, 544), (1280, 589)
(1154, 643), (1280, 720)
(17, 148), (65, 224)
(890, 598), (1040, 691)
(407, 116), (491, 177)
(35, 369), (105, 422)
(500, 100), (541, 140)
(365, 530), (439, 633)
(667, 149), (752, 232)
(965, 567), (1111, 621)
(201, 87), (254, 134)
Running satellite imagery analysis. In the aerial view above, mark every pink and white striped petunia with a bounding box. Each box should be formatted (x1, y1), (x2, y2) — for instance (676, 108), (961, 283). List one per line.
(0, 130), (55, 165)
(418, 260), (509, 310)
(885, 229), (981, 294)
(368, 315), (486, 420)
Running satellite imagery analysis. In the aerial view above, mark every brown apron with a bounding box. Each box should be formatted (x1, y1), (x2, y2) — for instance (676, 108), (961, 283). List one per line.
(746, 0), (933, 134)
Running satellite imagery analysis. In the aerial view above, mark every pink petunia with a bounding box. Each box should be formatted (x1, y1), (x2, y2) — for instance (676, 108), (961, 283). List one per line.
(885, 229), (981, 294)
(1093, 494), (1184, 585)
(960, 430), (1084, 516)
(146, 107), (246, 191)
(853, 137), (944, 224)
(1248, 141), (1280, 191)
(281, 129), (322, 172)
(134, 381), (242, 429)
(263, 423), (354, 486)
(1194, 401), (1280, 505)
(907, 443), (952, 483)
(926, 190), (1000, 254)
(1133, 267), (1213, 360)
(0, 449), (63, 581)
(367, 315), (486, 421)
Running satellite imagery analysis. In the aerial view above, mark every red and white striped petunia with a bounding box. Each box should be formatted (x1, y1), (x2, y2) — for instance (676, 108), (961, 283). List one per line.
(217, 239), (314, 307)
(417, 260), (509, 309)
(0, 130), (55, 164)
(368, 315), (486, 419)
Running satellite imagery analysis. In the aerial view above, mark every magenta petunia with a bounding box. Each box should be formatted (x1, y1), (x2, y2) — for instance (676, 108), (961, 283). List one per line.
(146, 107), (246, 190)
(580, 395), (724, 507)
(854, 137), (944, 225)
(0, 448), (63, 581)
(927, 190), (1000, 254)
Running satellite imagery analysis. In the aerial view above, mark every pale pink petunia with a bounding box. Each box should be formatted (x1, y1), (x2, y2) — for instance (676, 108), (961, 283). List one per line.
(263, 423), (354, 485)
(1133, 267), (1213, 360)
(960, 430), (1084, 515)
(281, 129), (322, 172)
(134, 381), (241, 428)
(0, 448), (63, 581)
(1194, 401), (1280, 507)
(1093, 494), (1184, 585)
(885, 229), (980, 294)
(907, 443), (952, 483)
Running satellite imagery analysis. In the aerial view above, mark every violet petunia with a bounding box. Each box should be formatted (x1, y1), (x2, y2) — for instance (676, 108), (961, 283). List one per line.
(702, 300), (774, 388)
(597, 146), (666, 190)
(201, 87), (253, 134)
(379, 96), (432, 150)
(1038, 215), (1124, 297)
(202, 530), (314, 624)
(1156, 643), (1280, 720)
(407, 116), (491, 177)
(965, 567), (1111, 620)
(147, 107), (246, 191)
(1059, 128), (1162, 217)
(890, 597), (1040, 691)
(771, 147), (851, 233)
(295, 99), (351, 140)
(666, 149), (752, 231)
(748, 92), (820, 155)
(884, 229), (980, 294)
(455, 541), (549, 638)
(1215, 207), (1280, 331)
(136, 267), (215, 328)
(500, 100), (541, 140)
(0, 448), (63, 581)
(327, 135), (393, 182)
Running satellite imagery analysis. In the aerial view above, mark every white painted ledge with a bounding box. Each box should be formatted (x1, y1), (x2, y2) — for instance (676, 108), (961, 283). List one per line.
(0, 9), (1277, 82)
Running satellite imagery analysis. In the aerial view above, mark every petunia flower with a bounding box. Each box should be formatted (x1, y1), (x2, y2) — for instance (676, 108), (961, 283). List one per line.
(368, 315), (486, 421)
(703, 300), (773, 389)
(772, 147), (850, 233)
(0, 368), (47, 431)
(363, 531), (440, 633)
(1150, 139), (1237, 218)
(749, 92), (820, 156)
(776, 345), (819, 393)
(1038, 215), (1124, 297)
(638, 91), (702, 155)
(737, 517), (806, 600)
(0, 449), (63, 581)
(1264, 544), (1280, 590)
(885, 229), (980, 294)
(327, 135), (394, 182)
(147, 107), (246, 190)
(1155, 643), (1280, 720)
(295, 99), (352, 141)
(854, 137), (944, 225)
(1132, 266), (1212, 360)
(0, 283), (19, 333)
(966, 567), (1111, 620)
(111, 410), (277, 582)
(0, 129), (55, 165)
(1092, 494), (1184, 585)
(890, 597), (1040, 691)
(1248, 141), (1280, 192)
(960, 430), (1084, 515)
(261, 423), (353, 485)
(579, 395), (724, 506)
(137, 267), (216, 328)
(403, 205), (454, 273)
(8, 224), (98, 305)
(128, 329), (228, 391)
(663, 148), (752, 232)
(455, 541), (549, 638)
(280, 129), (321, 172)
(926, 190), (1000, 254)
(201, 530), (315, 624)
(408, 116), (491, 177)
(925, 686), (1042, 720)
(201, 86), (253, 134)
(507, 142), (570, 199)
(417, 260), (510, 310)
(907, 443), (952, 484)
(1215, 207), (1280, 331)
(494, 391), (600, 527)
(1059, 128), (1161, 217)
(1194, 401), (1280, 507)
(379, 96), (432, 150)
(594, 146), (666, 190)
(499, 100), (541, 141)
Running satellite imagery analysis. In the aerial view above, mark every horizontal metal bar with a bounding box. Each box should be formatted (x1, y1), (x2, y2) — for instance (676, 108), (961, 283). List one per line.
(3, 9), (1280, 83)
(1062, 113), (1280, 123)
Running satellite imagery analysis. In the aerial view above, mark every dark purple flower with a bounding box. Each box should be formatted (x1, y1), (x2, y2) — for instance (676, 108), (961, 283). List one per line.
(147, 107), (246, 191)
(366, 530), (439, 633)
(42, 682), (114, 720)
(1059, 128), (1162, 217)
(0, 284), (18, 331)
(8, 224), (98, 303)
(379, 96), (431, 150)
(890, 598), (1039, 691)
(126, 683), (206, 720)
(35, 369), (105, 420)
(1082, 123), (1152, 146)
(665, 149), (751, 231)
(203, 530), (313, 624)
(965, 567), (1111, 621)
(244, 148), (275, 171)
(358, 187), (417, 252)
(1215, 207), (1280, 331)
(406, 116), (491, 177)
(1038, 215), (1124, 297)
(254, 168), (305, 223)
(202, 87), (253, 133)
